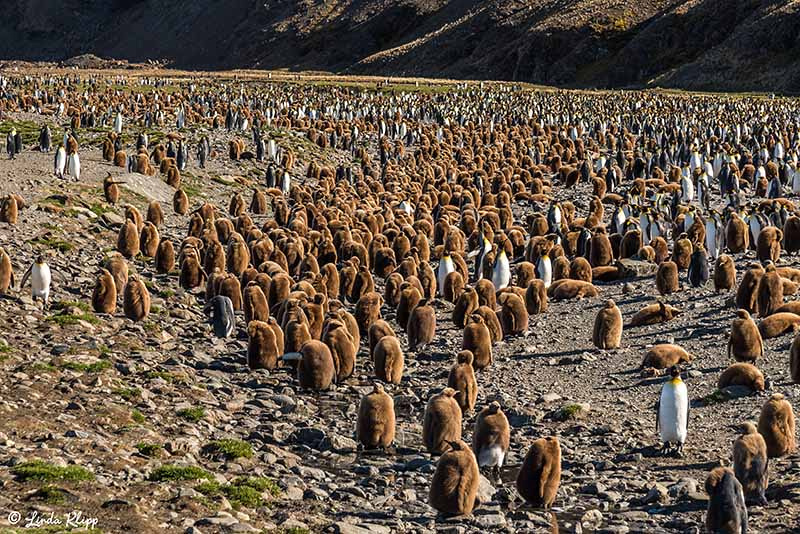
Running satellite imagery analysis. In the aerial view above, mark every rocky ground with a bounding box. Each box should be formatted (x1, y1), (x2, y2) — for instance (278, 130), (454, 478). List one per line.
(0, 78), (798, 534)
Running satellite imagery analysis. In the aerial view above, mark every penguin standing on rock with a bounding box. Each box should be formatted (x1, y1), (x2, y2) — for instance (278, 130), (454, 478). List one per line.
(705, 467), (748, 534)
(656, 366), (689, 456)
(19, 255), (52, 308)
(204, 295), (235, 338)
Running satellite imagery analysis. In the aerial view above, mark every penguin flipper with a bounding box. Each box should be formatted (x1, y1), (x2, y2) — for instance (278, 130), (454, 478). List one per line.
(18, 265), (32, 291)
(655, 399), (660, 434)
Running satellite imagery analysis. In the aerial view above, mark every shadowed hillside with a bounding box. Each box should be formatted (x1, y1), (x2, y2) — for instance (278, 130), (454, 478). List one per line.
(0, 0), (798, 92)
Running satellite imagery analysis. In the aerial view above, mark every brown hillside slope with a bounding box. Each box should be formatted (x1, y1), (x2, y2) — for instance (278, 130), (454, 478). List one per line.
(0, 0), (798, 92)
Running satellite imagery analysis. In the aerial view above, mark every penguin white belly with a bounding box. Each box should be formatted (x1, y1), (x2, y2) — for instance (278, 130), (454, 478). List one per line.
(437, 260), (454, 296)
(32, 264), (51, 301)
(659, 382), (688, 444)
(478, 444), (505, 468)
(705, 222), (718, 259)
(492, 254), (510, 290)
(537, 257), (552, 288)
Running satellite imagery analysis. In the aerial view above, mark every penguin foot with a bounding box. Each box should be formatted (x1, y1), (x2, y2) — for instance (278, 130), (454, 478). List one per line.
(674, 444), (685, 458)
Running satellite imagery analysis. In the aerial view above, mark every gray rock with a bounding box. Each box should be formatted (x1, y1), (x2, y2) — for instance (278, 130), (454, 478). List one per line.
(476, 475), (496, 504)
(644, 483), (669, 504)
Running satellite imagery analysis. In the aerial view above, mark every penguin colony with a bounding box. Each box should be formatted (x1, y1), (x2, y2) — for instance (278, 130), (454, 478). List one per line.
(0, 71), (800, 532)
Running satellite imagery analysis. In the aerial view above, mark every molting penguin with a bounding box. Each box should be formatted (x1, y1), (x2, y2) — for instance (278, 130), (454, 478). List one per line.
(705, 467), (748, 534)
(656, 366), (689, 456)
(204, 295), (235, 338)
(472, 401), (510, 482)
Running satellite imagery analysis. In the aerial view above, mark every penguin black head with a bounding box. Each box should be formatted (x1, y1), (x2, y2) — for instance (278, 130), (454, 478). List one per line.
(668, 365), (681, 379)
(35, 254), (45, 265)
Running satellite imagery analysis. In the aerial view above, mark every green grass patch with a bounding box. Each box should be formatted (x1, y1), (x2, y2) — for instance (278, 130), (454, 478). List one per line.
(144, 370), (187, 384)
(203, 439), (253, 460)
(89, 203), (113, 217)
(30, 362), (57, 373)
(177, 407), (205, 423)
(149, 464), (213, 482)
(113, 387), (140, 401)
(12, 460), (94, 482)
(59, 360), (111, 373)
(135, 442), (163, 457)
(46, 312), (100, 326)
(131, 409), (146, 424)
(196, 476), (280, 509)
(28, 236), (74, 253)
(31, 484), (70, 504)
(0, 120), (41, 145)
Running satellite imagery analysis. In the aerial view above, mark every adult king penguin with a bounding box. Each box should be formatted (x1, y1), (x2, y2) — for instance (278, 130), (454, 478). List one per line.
(19, 255), (52, 308)
(656, 366), (689, 456)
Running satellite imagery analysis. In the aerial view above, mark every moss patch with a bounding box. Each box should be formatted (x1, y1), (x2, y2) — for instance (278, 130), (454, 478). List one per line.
(149, 464), (213, 482)
(135, 442), (163, 457)
(177, 407), (205, 422)
(12, 460), (94, 482)
(202, 439), (253, 460)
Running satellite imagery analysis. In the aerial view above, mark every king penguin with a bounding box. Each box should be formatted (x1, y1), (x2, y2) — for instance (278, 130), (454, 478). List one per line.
(438, 254), (455, 297)
(492, 248), (511, 290)
(54, 145), (66, 178)
(19, 255), (52, 308)
(536, 252), (552, 288)
(656, 366), (689, 457)
(204, 295), (235, 338)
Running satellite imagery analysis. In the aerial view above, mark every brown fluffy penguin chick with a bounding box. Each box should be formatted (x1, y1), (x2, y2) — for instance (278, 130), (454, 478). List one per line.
(732, 422), (769, 505)
(718, 363), (765, 392)
(569, 257), (593, 282)
(243, 281), (269, 324)
(0, 195), (18, 224)
(173, 189), (189, 215)
(105, 254), (128, 295)
(516, 436), (562, 509)
(408, 300), (436, 351)
(758, 312), (800, 338)
(423, 387), (463, 454)
(447, 350), (478, 414)
(728, 310), (764, 362)
(429, 439), (479, 516)
(373, 335), (404, 384)
(791, 333), (800, 383)
(397, 283), (422, 332)
(368, 319), (395, 358)
(0, 247), (13, 294)
(714, 254), (736, 292)
(757, 263), (783, 317)
(641, 344), (692, 369)
(462, 314), (493, 369)
(91, 269), (117, 314)
(321, 319), (356, 381)
(474, 278), (497, 310)
(498, 292), (528, 337)
(123, 276), (150, 322)
(472, 402), (510, 480)
(453, 286), (480, 328)
(548, 279), (599, 300)
(705, 467), (748, 534)
(139, 222), (159, 257)
(757, 227), (782, 263)
(155, 240), (175, 273)
(628, 301), (681, 327)
(593, 299), (622, 349)
(247, 320), (279, 370)
(443, 271), (465, 303)
(757, 393), (796, 458)
(354, 291), (383, 337)
(525, 279), (548, 315)
(116, 219), (139, 258)
(291, 340), (336, 391)
(146, 200), (163, 227)
(474, 305), (503, 343)
(656, 261), (679, 295)
(736, 264), (764, 314)
(357, 384), (396, 449)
